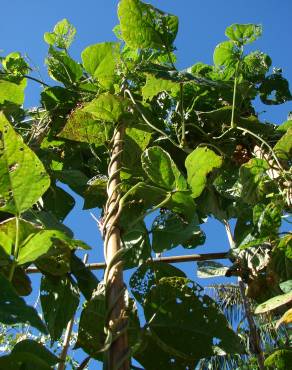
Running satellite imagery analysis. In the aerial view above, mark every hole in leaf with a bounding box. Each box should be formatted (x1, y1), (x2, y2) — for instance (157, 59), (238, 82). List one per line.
(9, 163), (19, 172)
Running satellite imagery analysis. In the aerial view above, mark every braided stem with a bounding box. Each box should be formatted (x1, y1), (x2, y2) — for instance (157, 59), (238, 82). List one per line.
(103, 124), (129, 370)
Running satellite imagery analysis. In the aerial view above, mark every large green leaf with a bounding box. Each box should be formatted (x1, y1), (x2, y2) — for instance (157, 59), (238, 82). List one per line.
(274, 127), (292, 160)
(76, 284), (140, 359)
(82, 93), (130, 123)
(59, 109), (111, 146)
(130, 261), (186, 304)
(0, 339), (60, 370)
(252, 202), (282, 237)
(152, 211), (203, 253)
(0, 274), (47, 333)
(0, 113), (50, 214)
(17, 229), (77, 265)
(239, 158), (270, 204)
(0, 80), (25, 105)
(81, 42), (120, 89)
(118, 0), (178, 50)
(122, 221), (151, 269)
(143, 277), (243, 360)
(142, 146), (187, 191)
(40, 275), (79, 341)
(43, 185), (75, 222)
(225, 23), (262, 45)
(0, 217), (38, 255)
(46, 49), (83, 85)
(255, 291), (292, 314)
(213, 41), (238, 67)
(142, 75), (179, 101)
(185, 147), (222, 198)
(70, 254), (99, 301)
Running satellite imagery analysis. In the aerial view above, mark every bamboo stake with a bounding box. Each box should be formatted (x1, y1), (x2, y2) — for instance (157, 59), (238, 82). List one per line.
(26, 252), (229, 274)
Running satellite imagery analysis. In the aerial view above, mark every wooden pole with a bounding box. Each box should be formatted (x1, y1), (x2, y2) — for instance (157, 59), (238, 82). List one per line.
(103, 125), (129, 370)
(26, 252), (229, 274)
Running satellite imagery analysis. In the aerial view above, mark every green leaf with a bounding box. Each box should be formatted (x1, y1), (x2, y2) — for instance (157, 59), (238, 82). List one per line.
(225, 23), (262, 45)
(0, 274), (47, 333)
(265, 349), (292, 369)
(166, 191), (197, 222)
(54, 169), (89, 196)
(83, 175), (107, 210)
(130, 261), (186, 304)
(142, 146), (187, 191)
(122, 221), (151, 269)
(43, 185), (75, 222)
(242, 51), (271, 83)
(0, 339), (60, 370)
(82, 93), (130, 123)
(197, 261), (229, 278)
(81, 42), (120, 89)
(144, 277), (244, 360)
(70, 254), (99, 300)
(278, 235), (292, 259)
(185, 147), (223, 198)
(44, 19), (76, 49)
(0, 80), (25, 105)
(46, 49), (83, 85)
(253, 202), (282, 237)
(259, 73), (292, 105)
(40, 275), (79, 341)
(254, 291), (292, 314)
(76, 284), (140, 358)
(152, 211), (203, 253)
(276, 119), (292, 133)
(17, 229), (75, 265)
(0, 113), (50, 214)
(12, 340), (60, 366)
(239, 158), (269, 204)
(59, 109), (112, 146)
(274, 127), (292, 160)
(118, 0), (178, 50)
(213, 41), (238, 67)
(0, 217), (38, 255)
(142, 75), (179, 101)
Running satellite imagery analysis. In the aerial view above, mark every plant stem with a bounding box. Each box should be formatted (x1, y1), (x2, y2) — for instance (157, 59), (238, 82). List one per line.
(124, 89), (184, 151)
(8, 216), (20, 282)
(231, 61), (240, 129)
(179, 83), (186, 147)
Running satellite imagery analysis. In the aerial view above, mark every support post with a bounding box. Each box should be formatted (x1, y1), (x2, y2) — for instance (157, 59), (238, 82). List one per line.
(103, 125), (129, 370)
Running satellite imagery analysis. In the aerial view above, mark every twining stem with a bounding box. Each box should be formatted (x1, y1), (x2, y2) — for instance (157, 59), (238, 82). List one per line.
(8, 216), (20, 282)
(124, 89), (183, 151)
(231, 61), (240, 129)
(179, 83), (186, 147)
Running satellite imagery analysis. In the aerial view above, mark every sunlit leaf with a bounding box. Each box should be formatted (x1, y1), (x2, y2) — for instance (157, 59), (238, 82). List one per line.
(255, 291), (292, 314)
(0, 113), (50, 214)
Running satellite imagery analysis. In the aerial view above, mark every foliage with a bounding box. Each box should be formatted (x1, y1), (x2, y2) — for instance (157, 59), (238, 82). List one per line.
(0, 0), (291, 368)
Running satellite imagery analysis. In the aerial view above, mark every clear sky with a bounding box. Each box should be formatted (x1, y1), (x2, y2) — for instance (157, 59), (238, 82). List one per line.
(1, 1), (292, 368)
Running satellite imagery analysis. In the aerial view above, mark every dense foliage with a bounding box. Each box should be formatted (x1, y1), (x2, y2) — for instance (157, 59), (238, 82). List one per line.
(0, 0), (291, 368)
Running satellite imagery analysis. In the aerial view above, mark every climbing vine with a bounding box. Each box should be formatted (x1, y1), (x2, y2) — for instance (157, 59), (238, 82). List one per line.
(0, 0), (291, 369)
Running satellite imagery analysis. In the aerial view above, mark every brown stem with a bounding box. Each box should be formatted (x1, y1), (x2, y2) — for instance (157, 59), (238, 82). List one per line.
(104, 125), (129, 370)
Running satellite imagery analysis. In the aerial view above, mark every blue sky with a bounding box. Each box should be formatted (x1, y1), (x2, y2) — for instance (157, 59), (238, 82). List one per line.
(1, 0), (292, 368)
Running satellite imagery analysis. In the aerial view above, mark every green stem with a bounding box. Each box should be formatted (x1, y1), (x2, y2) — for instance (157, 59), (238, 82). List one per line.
(124, 89), (184, 151)
(179, 83), (186, 147)
(231, 61), (240, 129)
(8, 216), (20, 282)
(126, 192), (172, 230)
